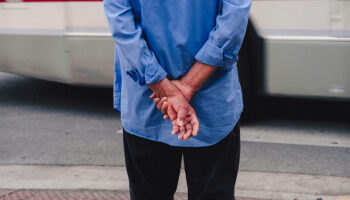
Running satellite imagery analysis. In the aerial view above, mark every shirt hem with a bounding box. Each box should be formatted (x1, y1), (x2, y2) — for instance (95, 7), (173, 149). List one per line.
(121, 117), (240, 147)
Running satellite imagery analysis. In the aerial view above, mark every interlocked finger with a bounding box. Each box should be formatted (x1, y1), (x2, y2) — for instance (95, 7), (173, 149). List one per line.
(153, 97), (160, 104)
(161, 102), (168, 114)
(183, 123), (193, 140)
(157, 97), (168, 110)
(171, 120), (180, 135)
(178, 126), (186, 139)
(191, 113), (199, 136)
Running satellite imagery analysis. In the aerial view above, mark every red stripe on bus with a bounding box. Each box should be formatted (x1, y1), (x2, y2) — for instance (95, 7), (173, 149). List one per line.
(0, 0), (102, 2)
(22, 0), (102, 1)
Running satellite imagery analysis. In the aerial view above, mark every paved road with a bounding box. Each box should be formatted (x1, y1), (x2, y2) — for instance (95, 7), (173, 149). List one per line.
(0, 72), (349, 178)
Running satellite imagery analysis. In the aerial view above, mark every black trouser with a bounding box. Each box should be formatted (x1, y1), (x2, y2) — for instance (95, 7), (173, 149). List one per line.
(123, 123), (241, 200)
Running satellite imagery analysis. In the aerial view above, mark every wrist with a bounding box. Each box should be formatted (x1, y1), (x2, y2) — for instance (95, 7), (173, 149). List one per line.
(182, 61), (217, 93)
(182, 69), (201, 93)
(149, 78), (179, 98)
(180, 78), (198, 96)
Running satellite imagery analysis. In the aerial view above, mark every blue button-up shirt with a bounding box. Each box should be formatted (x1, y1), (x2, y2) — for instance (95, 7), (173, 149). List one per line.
(104, 0), (251, 147)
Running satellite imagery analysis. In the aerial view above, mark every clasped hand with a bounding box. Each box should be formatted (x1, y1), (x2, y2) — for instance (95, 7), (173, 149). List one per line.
(149, 79), (199, 140)
(148, 61), (216, 141)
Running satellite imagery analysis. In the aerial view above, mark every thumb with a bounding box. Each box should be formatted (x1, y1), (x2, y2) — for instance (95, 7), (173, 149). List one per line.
(177, 107), (187, 127)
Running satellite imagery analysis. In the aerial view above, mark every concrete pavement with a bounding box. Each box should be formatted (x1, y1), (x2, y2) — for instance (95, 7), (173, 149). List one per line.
(0, 165), (349, 200)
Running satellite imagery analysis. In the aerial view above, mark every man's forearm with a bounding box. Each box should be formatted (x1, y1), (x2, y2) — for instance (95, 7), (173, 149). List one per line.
(182, 61), (217, 93)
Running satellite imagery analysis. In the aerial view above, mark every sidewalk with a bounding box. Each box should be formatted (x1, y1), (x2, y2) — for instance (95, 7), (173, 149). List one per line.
(0, 165), (349, 200)
(0, 189), (267, 200)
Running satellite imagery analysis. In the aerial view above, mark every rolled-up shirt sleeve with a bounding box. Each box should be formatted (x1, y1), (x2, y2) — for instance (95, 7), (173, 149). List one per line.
(195, 0), (252, 71)
(103, 0), (167, 85)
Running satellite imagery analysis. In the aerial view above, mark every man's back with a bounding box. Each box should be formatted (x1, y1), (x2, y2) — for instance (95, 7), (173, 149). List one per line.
(104, 0), (251, 147)
(130, 0), (220, 78)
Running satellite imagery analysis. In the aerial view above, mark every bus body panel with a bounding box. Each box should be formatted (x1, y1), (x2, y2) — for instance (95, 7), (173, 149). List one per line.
(1, 0), (350, 99)
(0, 1), (114, 86)
(250, 0), (350, 98)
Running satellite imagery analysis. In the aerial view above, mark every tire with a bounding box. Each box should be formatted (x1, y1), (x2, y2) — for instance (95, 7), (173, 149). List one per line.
(237, 20), (264, 122)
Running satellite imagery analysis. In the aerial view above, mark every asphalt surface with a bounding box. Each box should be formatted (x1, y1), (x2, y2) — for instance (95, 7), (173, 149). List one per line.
(0, 72), (350, 178)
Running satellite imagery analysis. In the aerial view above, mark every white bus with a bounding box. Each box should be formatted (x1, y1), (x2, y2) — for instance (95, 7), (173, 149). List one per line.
(1, 0), (349, 99)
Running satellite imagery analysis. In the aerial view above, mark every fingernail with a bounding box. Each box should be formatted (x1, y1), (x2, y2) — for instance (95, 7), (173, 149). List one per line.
(178, 121), (183, 126)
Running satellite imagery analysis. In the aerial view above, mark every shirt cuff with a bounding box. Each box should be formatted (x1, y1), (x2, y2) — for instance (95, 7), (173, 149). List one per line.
(126, 63), (167, 86)
(195, 41), (237, 71)
(145, 63), (167, 85)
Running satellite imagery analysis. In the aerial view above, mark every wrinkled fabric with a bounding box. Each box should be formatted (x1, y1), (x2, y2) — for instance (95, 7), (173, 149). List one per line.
(104, 0), (252, 147)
